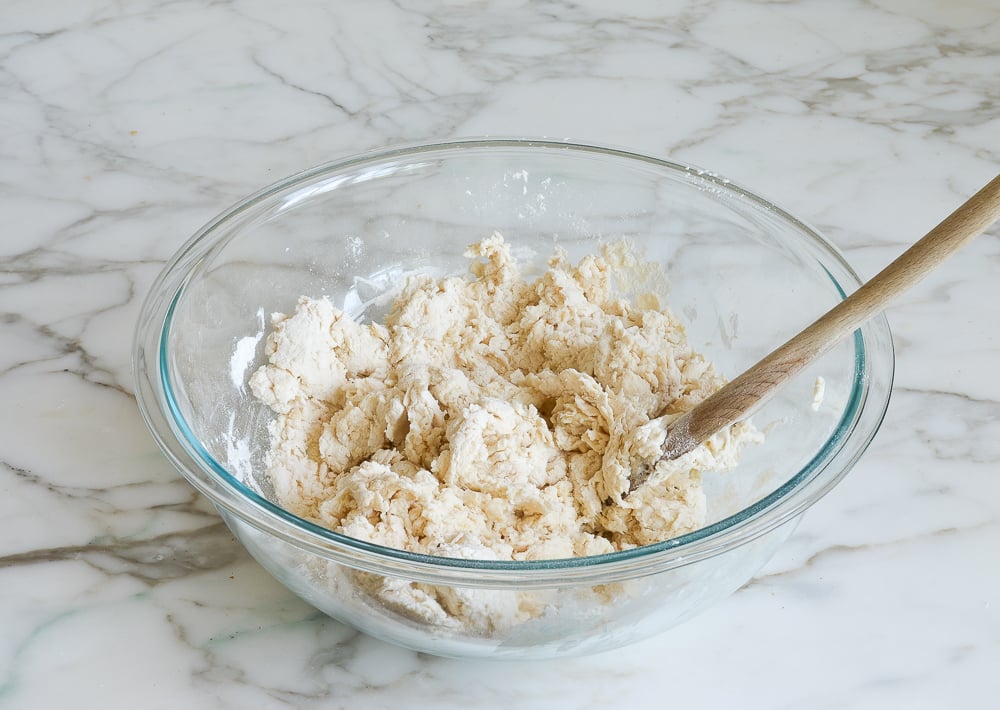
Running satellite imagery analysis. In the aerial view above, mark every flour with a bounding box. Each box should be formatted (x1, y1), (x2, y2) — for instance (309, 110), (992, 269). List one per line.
(811, 375), (826, 411)
(249, 233), (760, 631)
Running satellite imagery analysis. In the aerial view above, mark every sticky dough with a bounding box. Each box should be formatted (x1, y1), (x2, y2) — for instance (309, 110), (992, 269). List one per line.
(250, 234), (760, 562)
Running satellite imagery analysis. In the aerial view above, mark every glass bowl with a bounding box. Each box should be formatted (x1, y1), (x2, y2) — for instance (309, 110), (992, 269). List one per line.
(133, 139), (893, 660)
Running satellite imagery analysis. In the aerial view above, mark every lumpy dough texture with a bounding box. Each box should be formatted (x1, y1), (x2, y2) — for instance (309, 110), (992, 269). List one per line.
(250, 234), (760, 563)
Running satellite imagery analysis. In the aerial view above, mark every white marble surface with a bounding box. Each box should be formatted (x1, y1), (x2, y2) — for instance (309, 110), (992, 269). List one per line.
(2, 0), (998, 707)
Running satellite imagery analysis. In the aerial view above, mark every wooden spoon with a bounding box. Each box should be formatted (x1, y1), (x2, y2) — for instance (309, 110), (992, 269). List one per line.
(631, 174), (1000, 491)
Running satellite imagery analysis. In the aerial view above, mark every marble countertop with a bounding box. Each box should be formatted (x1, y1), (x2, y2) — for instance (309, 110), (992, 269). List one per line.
(2, 1), (998, 707)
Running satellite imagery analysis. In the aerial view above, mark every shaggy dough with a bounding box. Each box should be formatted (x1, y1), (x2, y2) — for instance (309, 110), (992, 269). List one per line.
(249, 234), (761, 634)
(250, 233), (759, 562)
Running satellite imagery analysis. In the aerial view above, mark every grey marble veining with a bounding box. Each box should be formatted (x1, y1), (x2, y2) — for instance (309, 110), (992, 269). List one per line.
(1, 0), (998, 707)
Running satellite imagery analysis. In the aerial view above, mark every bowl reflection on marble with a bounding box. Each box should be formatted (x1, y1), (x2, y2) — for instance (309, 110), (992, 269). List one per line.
(133, 139), (893, 660)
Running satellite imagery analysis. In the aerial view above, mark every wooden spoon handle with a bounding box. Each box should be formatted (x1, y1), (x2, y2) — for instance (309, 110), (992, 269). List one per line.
(660, 174), (1000, 461)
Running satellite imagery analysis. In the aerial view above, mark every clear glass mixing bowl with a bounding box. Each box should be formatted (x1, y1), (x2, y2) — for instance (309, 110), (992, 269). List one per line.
(133, 139), (893, 660)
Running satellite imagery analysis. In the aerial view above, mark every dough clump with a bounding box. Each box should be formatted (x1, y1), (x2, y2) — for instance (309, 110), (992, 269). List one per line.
(250, 234), (760, 565)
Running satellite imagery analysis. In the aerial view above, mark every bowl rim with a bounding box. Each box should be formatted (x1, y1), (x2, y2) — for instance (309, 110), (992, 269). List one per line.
(133, 137), (894, 586)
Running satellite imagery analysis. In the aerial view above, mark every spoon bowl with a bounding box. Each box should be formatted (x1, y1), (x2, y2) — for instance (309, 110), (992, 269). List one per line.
(134, 139), (895, 659)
